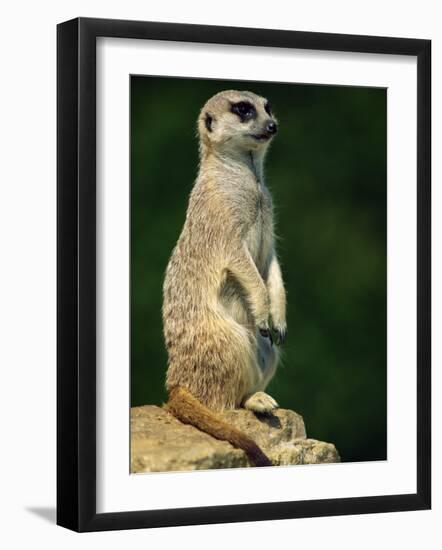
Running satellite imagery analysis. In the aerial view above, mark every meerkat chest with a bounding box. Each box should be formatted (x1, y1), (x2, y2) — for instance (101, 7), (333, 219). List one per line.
(246, 184), (273, 271)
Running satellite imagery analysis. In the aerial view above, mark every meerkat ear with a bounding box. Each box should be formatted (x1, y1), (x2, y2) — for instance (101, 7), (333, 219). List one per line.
(204, 112), (214, 132)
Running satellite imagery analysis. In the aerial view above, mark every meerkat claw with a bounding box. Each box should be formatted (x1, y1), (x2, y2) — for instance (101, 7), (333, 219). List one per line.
(274, 326), (287, 346)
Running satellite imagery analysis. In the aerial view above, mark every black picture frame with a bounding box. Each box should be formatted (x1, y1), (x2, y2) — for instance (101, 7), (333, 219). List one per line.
(57, 17), (431, 532)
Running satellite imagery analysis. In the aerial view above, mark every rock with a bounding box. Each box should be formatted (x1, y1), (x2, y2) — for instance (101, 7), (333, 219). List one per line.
(131, 405), (340, 472)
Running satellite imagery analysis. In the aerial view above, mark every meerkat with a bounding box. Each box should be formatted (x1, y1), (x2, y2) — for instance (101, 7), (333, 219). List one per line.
(163, 90), (287, 467)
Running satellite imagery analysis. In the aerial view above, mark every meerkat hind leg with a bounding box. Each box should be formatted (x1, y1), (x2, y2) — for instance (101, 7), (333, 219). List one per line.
(243, 391), (278, 414)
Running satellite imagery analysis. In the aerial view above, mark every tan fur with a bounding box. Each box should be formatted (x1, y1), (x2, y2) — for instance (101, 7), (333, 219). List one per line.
(162, 90), (287, 466)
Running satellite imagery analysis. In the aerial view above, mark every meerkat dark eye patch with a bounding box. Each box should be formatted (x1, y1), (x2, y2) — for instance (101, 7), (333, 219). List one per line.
(205, 112), (214, 132)
(264, 101), (272, 116)
(230, 101), (256, 122)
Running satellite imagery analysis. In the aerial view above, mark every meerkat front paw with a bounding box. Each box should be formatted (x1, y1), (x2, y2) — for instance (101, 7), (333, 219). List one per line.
(244, 391), (279, 414)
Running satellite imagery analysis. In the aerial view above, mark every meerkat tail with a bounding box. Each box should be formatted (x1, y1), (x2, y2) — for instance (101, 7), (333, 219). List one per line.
(165, 386), (272, 467)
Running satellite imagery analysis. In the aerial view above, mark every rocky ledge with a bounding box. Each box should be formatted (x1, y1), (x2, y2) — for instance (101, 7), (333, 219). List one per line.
(131, 405), (340, 472)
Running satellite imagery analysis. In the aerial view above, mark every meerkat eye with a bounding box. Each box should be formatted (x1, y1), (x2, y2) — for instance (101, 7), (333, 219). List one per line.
(230, 101), (256, 122)
(264, 101), (272, 116)
(205, 112), (213, 132)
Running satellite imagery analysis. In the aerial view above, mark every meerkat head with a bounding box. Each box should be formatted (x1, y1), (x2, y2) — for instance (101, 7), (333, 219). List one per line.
(197, 90), (278, 157)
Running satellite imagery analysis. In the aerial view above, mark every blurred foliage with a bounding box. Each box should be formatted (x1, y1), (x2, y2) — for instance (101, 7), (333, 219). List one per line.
(130, 76), (386, 463)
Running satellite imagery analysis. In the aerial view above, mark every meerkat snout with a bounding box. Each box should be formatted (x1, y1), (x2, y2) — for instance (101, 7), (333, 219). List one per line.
(265, 120), (278, 134)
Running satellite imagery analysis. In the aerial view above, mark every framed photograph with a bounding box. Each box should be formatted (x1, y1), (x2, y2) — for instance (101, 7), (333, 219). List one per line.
(57, 17), (431, 532)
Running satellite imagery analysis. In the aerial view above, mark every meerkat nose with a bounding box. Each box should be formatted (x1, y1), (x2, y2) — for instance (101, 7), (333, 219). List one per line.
(265, 121), (278, 134)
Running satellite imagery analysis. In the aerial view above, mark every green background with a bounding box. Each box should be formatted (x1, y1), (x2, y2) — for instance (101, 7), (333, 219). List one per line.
(131, 76), (387, 463)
